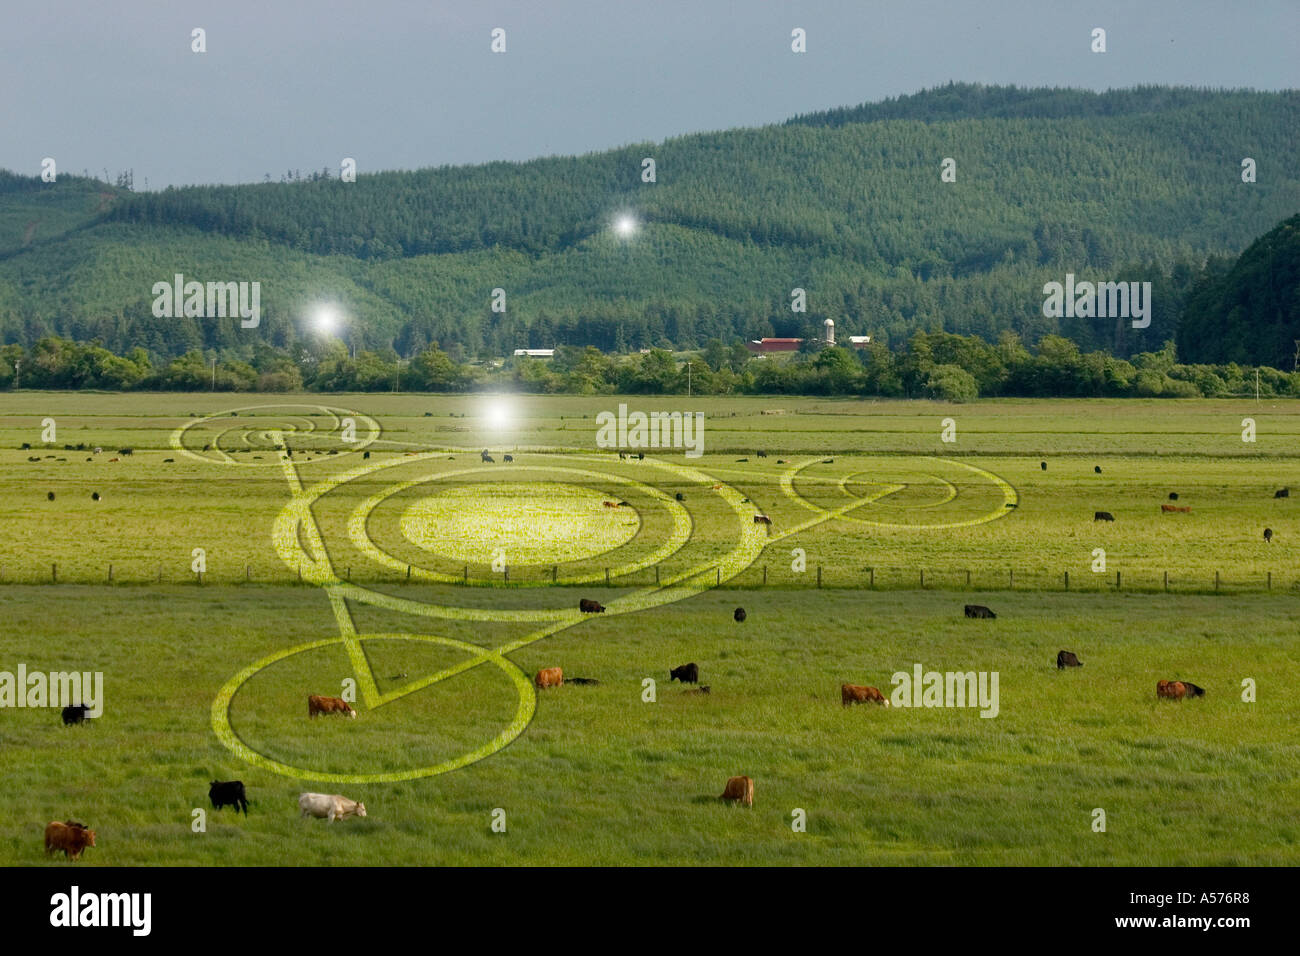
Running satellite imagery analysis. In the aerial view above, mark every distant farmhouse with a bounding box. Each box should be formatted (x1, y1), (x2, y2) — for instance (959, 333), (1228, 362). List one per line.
(513, 348), (555, 358)
(745, 319), (870, 354)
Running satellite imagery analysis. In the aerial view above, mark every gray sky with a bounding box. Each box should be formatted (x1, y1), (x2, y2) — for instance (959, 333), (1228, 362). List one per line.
(3, 0), (1297, 189)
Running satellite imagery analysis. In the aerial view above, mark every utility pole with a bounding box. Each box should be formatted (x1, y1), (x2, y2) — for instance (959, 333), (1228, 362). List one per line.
(211, 357), (216, 391)
(687, 360), (692, 397)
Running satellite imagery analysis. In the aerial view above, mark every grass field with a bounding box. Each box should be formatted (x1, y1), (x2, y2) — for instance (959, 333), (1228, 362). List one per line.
(1, 393), (1298, 865)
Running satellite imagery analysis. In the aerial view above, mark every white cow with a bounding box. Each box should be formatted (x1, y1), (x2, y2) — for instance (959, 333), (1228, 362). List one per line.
(298, 792), (367, 822)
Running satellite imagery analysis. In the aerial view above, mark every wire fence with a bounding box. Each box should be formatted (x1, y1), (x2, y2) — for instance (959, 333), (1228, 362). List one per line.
(1, 560), (1296, 594)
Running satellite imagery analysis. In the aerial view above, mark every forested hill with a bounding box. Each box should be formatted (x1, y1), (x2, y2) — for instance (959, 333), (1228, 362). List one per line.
(1, 83), (1297, 364)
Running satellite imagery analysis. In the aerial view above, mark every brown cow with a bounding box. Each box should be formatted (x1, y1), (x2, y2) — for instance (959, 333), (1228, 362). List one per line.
(44, 821), (96, 860)
(754, 515), (772, 526)
(720, 775), (754, 807)
(579, 598), (605, 613)
(308, 695), (356, 718)
(535, 667), (563, 689)
(1161, 504), (1191, 513)
(602, 501), (620, 509)
(1156, 679), (1184, 699)
(841, 684), (890, 707)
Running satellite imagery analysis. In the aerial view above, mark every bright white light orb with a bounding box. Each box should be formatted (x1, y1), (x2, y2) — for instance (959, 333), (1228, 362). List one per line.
(614, 215), (638, 238)
(313, 306), (340, 335)
(484, 399), (513, 430)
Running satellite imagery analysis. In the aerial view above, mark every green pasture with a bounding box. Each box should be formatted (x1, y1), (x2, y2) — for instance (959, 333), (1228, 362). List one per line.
(0, 392), (1298, 865)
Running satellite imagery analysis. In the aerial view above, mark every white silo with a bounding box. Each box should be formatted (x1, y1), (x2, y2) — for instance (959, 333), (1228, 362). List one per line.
(823, 318), (835, 345)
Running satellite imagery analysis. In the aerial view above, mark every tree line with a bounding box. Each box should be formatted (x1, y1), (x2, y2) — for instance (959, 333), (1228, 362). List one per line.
(4, 331), (1297, 400)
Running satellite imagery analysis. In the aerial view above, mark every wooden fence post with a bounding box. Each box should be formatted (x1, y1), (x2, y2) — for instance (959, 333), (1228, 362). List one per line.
(607, 568), (612, 586)
(1064, 570), (1069, 590)
(52, 563), (57, 583)
(1116, 570), (1121, 590)
(1009, 569), (1014, 588)
(817, 566), (822, 588)
(1164, 571), (1169, 592)
(1215, 570), (1220, 591)
(869, 567), (874, 589)
(762, 565), (767, 586)
(920, 569), (925, 588)
(1267, 571), (1272, 590)
(108, 564), (113, 583)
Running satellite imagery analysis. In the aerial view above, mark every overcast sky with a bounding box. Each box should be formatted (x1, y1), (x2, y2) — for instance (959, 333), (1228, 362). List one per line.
(3, 0), (1297, 189)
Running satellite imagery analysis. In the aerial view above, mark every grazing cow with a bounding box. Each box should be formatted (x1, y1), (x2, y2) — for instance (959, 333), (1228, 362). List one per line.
(579, 598), (605, 614)
(841, 684), (890, 706)
(1057, 650), (1083, 669)
(734, 607), (746, 623)
(61, 704), (89, 725)
(363, 451), (370, 459)
(298, 792), (366, 822)
(636, 453), (645, 461)
(618, 451), (627, 460)
(822, 458), (834, 464)
(44, 821), (96, 860)
(675, 492), (685, 501)
(1040, 461), (1047, 471)
(719, 776), (754, 808)
(47, 491), (54, 501)
(617, 500), (629, 507)
(1168, 492), (1179, 500)
(108, 457), (119, 462)
(307, 695), (356, 718)
(20, 442), (30, 450)
(669, 662), (700, 684)
(119, 448), (133, 456)
(209, 780), (249, 815)
(1094, 466), (1102, 474)
(603, 501), (620, 509)
(757, 451), (767, 458)
(1264, 528), (1273, 543)
(1161, 504), (1191, 513)
(503, 454), (514, 463)
(91, 492), (100, 501)
(754, 514), (772, 526)
(162, 457), (175, 462)
(1094, 511), (1115, 522)
(964, 604), (996, 619)
(1275, 488), (1289, 499)
(535, 667), (563, 689)
(481, 450), (494, 463)
(777, 459), (786, 464)
(1157, 680), (1204, 700)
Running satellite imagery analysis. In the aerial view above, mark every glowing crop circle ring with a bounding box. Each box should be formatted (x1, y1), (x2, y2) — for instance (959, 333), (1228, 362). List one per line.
(347, 464), (690, 586)
(210, 632), (536, 784)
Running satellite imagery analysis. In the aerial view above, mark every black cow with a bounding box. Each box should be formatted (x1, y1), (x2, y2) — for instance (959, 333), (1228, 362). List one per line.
(1168, 492), (1179, 500)
(503, 454), (514, 463)
(20, 443), (30, 450)
(1094, 511), (1115, 522)
(1264, 528), (1273, 543)
(1275, 488), (1289, 499)
(61, 704), (89, 725)
(1182, 681), (1206, 698)
(1057, 650), (1083, 669)
(1094, 465), (1102, 474)
(363, 451), (371, 459)
(964, 604), (996, 619)
(756, 451), (768, 458)
(636, 453), (645, 461)
(822, 458), (834, 464)
(91, 492), (100, 501)
(209, 780), (249, 815)
(1040, 461), (1047, 470)
(670, 662), (700, 684)
(675, 492), (685, 501)
(46, 492), (54, 501)
(618, 451), (627, 460)
(118, 448), (133, 456)
(734, 607), (746, 623)
(579, 598), (606, 614)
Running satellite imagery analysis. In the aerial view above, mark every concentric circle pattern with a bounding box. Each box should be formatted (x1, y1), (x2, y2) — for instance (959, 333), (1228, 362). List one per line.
(184, 407), (1016, 783)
